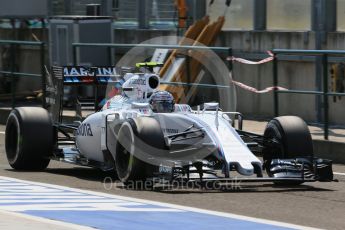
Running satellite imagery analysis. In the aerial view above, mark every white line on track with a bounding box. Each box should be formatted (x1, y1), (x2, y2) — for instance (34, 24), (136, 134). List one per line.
(0, 209), (94, 230)
(0, 131), (5, 134)
(0, 176), (320, 230)
(334, 172), (345, 176)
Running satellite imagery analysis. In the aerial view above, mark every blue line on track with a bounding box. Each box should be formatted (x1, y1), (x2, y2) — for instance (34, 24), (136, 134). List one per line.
(24, 210), (292, 230)
(0, 177), (296, 230)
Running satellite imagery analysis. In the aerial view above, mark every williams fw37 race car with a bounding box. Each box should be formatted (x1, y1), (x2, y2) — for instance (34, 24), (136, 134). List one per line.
(5, 64), (334, 189)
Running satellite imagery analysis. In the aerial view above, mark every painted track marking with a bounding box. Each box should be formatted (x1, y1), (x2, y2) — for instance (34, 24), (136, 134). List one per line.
(0, 176), (320, 230)
(0, 209), (94, 230)
(334, 172), (345, 176)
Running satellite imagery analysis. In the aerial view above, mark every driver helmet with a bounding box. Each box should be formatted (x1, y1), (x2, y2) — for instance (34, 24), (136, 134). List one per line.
(149, 91), (175, 113)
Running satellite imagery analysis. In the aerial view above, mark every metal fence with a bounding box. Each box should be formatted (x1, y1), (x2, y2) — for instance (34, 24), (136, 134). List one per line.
(0, 40), (46, 108)
(272, 49), (345, 140)
(72, 42), (233, 84)
(2, 39), (344, 140)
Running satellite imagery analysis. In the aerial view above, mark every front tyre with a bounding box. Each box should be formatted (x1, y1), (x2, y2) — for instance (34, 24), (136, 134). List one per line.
(115, 117), (165, 186)
(263, 116), (314, 185)
(5, 107), (53, 170)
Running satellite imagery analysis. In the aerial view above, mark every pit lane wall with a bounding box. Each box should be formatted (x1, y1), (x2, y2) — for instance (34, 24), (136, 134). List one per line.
(1, 28), (345, 125)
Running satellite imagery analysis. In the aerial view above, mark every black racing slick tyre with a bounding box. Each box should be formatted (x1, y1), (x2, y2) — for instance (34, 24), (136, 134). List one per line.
(5, 107), (53, 170)
(263, 116), (314, 184)
(115, 117), (165, 185)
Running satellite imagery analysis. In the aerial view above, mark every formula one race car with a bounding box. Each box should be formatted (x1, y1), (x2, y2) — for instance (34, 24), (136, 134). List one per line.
(4, 64), (334, 188)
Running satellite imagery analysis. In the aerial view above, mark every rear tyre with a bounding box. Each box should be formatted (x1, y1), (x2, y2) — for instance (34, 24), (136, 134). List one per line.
(263, 116), (314, 185)
(115, 117), (165, 187)
(5, 107), (53, 170)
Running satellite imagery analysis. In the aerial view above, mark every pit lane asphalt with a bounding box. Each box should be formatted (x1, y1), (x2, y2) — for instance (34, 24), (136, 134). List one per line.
(0, 125), (344, 230)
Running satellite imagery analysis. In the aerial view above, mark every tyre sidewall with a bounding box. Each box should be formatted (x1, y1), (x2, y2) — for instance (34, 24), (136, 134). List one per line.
(115, 117), (163, 183)
(115, 121), (136, 182)
(263, 116), (314, 181)
(5, 107), (53, 170)
(5, 111), (22, 165)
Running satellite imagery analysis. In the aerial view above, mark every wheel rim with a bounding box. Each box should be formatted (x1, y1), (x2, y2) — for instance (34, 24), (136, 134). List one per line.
(116, 123), (135, 181)
(263, 122), (284, 175)
(117, 142), (131, 178)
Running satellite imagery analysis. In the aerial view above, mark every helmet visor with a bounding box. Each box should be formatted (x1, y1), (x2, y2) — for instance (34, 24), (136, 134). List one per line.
(151, 101), (174, 113)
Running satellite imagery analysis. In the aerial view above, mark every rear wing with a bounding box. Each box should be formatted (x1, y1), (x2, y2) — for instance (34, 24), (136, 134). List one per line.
(46, 66), (122, 123)
(55, 66), (120, 85)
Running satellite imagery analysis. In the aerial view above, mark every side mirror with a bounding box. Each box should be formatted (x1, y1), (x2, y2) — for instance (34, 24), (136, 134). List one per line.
(203, 102), (219, 112)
